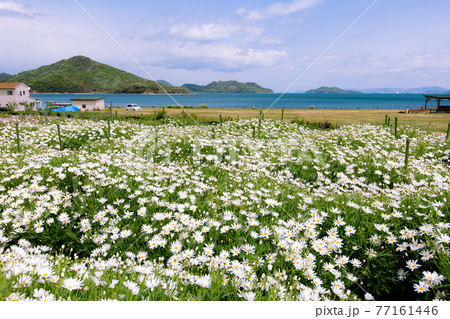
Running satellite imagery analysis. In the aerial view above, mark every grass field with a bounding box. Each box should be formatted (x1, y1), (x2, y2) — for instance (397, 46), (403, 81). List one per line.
(108, 108), (450, 133)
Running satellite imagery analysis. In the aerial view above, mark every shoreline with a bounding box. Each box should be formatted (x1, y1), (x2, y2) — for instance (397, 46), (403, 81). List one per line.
(31, 92), (193, 95)
(106, 107), (450, 132)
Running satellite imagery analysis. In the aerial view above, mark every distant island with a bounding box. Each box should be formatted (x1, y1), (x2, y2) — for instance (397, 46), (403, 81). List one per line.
(182, 81), (273, 93)
(361, 86), (449, 94)
(306, 86), (363, 94)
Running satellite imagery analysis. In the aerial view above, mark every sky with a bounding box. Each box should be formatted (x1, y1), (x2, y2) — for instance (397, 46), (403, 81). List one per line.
(1, 0), (450, 92)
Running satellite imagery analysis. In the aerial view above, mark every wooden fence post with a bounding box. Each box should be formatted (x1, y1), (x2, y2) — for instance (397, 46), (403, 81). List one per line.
(405, 138), (410, 168)
(107, 118), (111, 139)
(258, 114), (261, 136)
(72, 176), (78, 193)
(394, 117), (398, 138)
(57, 123), (62, 150)
(446, 123), (450, 143)
(15, 122), (20, 153)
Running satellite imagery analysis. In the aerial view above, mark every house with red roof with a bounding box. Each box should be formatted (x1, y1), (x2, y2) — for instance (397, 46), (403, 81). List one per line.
(0, 82), (39, 111)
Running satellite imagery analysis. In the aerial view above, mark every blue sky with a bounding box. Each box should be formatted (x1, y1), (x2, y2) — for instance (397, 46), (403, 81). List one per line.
(1, 0), (450, 92)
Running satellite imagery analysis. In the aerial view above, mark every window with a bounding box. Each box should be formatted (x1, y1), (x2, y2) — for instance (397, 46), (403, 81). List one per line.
(82, 104), (87, 109)
(20, 91), (22, 96)
(7, 91), (13, 96)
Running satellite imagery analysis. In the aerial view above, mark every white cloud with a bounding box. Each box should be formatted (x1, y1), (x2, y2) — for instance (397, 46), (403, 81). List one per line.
(242, 26), (264, 44)
(169, 23), (237, 41)
(162, 42), (287, 72)
(246, 0), (322, 20)
(260, 37), (285, 45)
(267, 0), (321, 16)
(0, 1), (25, 12)
(140, 28), (164, 41)
(0, 1), (37, 18)
(247, 10), (266, 20)
(236, 7), (246, 15)
(307, 50), (450, 79)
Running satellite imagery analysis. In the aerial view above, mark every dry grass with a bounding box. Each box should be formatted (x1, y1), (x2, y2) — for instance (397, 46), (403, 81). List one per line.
(108, 107), (450, 132)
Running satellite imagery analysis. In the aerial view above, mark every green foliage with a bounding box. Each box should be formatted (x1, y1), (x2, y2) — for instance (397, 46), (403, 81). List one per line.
(6, 102), (17, 112)
(182, 80), (273, 93)
(291, 118), (305, 125)
(23, 102), (34, 113)
(156, 80), (172, 86)
(306, 86), (364, 94)
(0, 72), (11, 80)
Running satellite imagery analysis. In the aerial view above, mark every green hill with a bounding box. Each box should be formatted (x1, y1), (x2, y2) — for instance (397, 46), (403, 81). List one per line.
(306, 86), (363, 94)
(157, 80), (173, 86)
(0, 56), (189, 94)
(0, 73), (11, 80)
(182, 80), (273, 93)
(182, 83), (206, 93)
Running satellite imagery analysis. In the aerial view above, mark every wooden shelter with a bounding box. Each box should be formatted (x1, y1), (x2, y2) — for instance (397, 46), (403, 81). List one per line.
(424, 95), (450, 112)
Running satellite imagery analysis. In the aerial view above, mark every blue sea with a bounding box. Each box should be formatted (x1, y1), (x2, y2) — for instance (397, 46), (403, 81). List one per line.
(31, 93), (433, 110)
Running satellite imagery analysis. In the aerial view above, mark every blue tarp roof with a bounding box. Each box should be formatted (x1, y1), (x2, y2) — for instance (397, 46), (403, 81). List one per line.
(51, 105), (81, 112)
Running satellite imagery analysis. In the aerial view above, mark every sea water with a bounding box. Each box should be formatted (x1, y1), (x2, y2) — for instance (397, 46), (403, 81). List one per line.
(31, 93), (435, 110)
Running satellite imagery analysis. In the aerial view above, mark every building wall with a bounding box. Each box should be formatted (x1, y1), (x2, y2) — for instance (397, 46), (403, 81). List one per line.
(0, 83), (36, 109)
(0, 89), (13, 107)
(95, 99), (105, 110)
(71, 99), (105, 111)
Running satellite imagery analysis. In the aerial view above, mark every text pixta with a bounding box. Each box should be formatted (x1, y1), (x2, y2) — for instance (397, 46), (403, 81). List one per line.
(316, 306), (359, 318)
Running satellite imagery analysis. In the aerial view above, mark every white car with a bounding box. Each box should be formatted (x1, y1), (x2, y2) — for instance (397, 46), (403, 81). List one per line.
(126, 104), (141, 111)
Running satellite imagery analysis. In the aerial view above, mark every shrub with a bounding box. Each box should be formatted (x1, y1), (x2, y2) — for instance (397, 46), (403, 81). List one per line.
(6, 102), (17, 112)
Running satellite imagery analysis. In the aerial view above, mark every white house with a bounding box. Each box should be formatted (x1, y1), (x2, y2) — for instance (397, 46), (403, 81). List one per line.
(71, 97), (105, 111)
(0, 82), (39, 111)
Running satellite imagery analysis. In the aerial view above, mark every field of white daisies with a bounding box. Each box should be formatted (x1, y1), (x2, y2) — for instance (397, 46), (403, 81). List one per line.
(0, 115), (449, 301)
